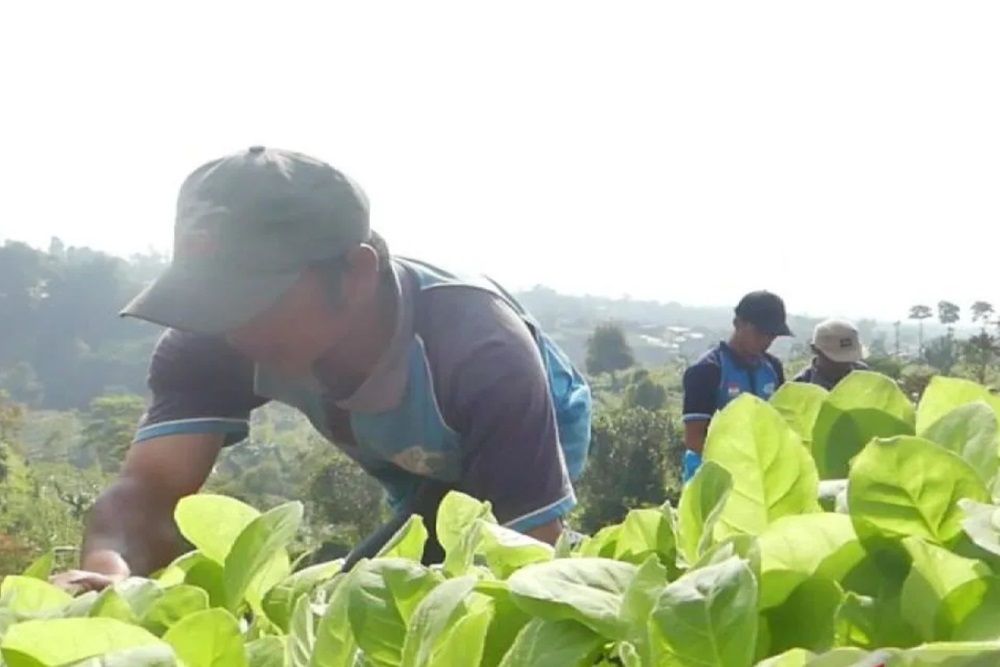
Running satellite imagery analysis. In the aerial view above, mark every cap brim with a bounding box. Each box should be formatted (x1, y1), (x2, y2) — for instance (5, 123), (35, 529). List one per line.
(762, 322), (793, 337)
(120, 262), (300, 335)
(822, 344), (868, 364)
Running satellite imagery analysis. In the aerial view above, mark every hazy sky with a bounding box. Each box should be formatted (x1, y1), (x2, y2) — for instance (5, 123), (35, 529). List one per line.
(2, 1), (997, 322)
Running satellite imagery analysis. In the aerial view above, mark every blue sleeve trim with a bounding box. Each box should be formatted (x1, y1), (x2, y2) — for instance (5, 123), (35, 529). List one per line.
(682, 413), (713, 423)
(504, 492), (577, 533)
(133, 418), (250, 446)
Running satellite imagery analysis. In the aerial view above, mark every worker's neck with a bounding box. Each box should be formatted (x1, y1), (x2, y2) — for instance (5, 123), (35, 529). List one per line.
(727, 335), (759, 363)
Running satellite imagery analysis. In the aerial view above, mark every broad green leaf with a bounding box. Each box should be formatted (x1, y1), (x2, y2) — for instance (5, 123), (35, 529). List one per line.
(958, 499), (1000, 558)
(497, 618), (604, 667)
(575, 524), (622, 559)
(311, 572), (359, 667)
(141, 585), (210, 636)
(1, 617), (165, 666)
(286, 594), (316, 667)
(765, 576), (843, 655)
(473, 580), (533, 667)
(21, 551), (55, 581)
(89, 589), (136, 624)
(812, 370), (915, 479)
(648, 556), (759, 667)
(400, 575), (492, 667)
(757, 513), (866, 609)
(346, 558), (444, 667)
(0, 576), (73, 614)
(59, 645), (179, 667)
(156, 551), (209, 587)
(692, 533), (762, 580)
(916, 375), (1000, 434)
(703, 394), (821, 538)
(435, 491), (496, 576)
(922, 401), (1000, 484)
(900, 536), (993, 642)
(162, 608), (247, 667)
(223, 501), (304, 611)
(507, 557), (638, 639)
(612, 506), (678, 576)
(174, 493), (261, 564)
(377, 514), (429, 562)
(476, 521), (554, 579)
(619, 556), (669, 664)
(676, 460), (733, 566)
(263, 560), (343, 632)
(848, 436), (991, 547)
(247, 636), (286, 667)
(755, 648), (814, 666)
(770, 381), (828, 448)
(185, 558), (227, 608)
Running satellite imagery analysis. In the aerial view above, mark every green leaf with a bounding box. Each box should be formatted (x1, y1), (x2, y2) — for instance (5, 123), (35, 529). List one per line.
(703, 394), (821, 539)
(473, 580), (532, 667)
(174, 493), (262, 564)
(311, 571), (359, 667)
(1, 617), (166, 666)
(900, 536), (993, 642)
(400, 575), (493, 667)
(770, 381), (829, 448)
(21, 551), (55, 581)
(346, 558), (444, 667)
(958, 499), (1000, 558)
(612, 506), (678, 576)
(286, 594), (316, 667)
(916, 375), (1000, 434)
(648, 556), (759, 667)
(754, 648), (814, 666)
(376, 514), (429, 562)
(162, 607), (247, 667)
(676, 460), (733, 567)
(497, 618), (604, 667)
(222, 501), (304, 611)
(921, 401), (1000, 484)
(757, 513), (866, 609)
(58, 645), (180, 667)
(435, 491), (496, 576)
(247, 637), (286, 667)
(848, 436), (992, 547)
(476, 521), (554, 580)
(812, 370), (915, 479)
(141, 585), (210, 636)
(764, 576), (843, 655)
(507, 557), (638, 639)
(262, 560), (343, 632)
(0, 576), (73, 614)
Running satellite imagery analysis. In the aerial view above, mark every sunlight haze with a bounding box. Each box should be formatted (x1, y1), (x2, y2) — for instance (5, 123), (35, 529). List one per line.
(2, 0), (997, 322)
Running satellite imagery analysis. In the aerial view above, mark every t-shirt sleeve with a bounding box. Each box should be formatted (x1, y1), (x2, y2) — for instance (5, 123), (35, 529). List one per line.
(421, 289), (578, 534)
(681, 361), (720, 423)
(134, 328), (268, 446)
(770, 355), (786, 385)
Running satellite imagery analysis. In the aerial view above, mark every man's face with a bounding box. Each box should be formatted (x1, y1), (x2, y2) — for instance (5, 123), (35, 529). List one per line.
(814, 347), (853, 379)
(737, 319), (777, 356)
(223, 247), (381, 375)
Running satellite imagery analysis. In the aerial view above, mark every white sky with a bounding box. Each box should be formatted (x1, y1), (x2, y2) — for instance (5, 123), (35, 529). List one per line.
(2, 1), (997, 322)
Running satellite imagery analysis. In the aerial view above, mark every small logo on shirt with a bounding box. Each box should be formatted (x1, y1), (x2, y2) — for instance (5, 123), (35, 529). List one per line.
(726, 384), (742, 397)
(763, 382), (775, 396)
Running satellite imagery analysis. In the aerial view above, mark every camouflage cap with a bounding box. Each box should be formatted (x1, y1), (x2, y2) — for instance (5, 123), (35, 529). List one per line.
(120, 146), (370, 334)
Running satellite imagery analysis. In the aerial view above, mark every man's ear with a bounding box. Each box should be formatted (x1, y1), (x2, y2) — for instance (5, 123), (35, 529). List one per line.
(342, 244), (380, 304)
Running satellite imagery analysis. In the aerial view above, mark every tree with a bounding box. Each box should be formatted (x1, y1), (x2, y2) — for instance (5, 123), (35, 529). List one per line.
(908, 304), (933, 358)
(964, 301), (998, 384)
(937, 301), (961, 335)
(575, 406), (682, 534)
(78, 394), (146, 472)
(623, 369), (667, 411)
(585, 322), (635, 379)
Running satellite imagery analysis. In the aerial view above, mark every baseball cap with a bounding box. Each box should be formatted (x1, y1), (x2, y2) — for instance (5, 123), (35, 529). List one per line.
(120, 146), (370, 334)
(734, 290), (793, 336)
(811, 318), (867, 363)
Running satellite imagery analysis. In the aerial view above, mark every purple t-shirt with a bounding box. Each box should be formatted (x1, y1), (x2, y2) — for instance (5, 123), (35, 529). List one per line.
(135, 259), (576, 532)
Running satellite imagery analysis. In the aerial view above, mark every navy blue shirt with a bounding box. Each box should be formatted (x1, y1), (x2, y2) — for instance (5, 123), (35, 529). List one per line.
(792, 358), (869, 390)
(682, 341), (786, 424)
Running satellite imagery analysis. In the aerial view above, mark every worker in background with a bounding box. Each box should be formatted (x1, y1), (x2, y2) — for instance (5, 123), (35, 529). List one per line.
(793, 318), (869, 390)
(680, 290), (791, 482)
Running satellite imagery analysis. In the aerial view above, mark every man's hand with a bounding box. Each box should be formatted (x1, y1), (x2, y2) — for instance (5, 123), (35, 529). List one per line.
(49, 569), (127, 595)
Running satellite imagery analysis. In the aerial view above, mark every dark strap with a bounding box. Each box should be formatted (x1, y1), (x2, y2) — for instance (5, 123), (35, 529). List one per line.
(340, 479), (453, 572)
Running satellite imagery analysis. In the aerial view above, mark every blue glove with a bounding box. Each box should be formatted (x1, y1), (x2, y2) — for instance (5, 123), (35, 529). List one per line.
(682, 450), (703, 484)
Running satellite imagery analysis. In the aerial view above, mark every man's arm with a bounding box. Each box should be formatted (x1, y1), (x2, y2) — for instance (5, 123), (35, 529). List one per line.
(423, 291), (584, 546)
(61, 329), (266, 585)
(681, 362), (719, 454)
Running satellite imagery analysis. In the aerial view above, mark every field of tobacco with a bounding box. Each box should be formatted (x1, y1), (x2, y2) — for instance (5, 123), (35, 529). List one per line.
(4, 371), (1000, 666)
